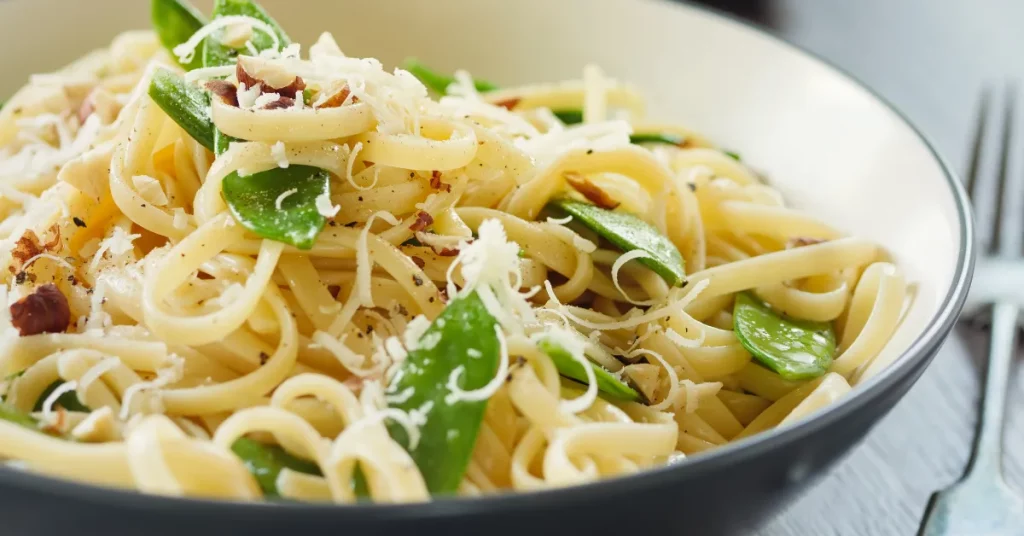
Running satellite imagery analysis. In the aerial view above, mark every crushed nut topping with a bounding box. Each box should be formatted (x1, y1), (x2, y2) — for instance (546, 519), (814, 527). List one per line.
(9, 284), (71, 336)
(565, 172), (620, 210)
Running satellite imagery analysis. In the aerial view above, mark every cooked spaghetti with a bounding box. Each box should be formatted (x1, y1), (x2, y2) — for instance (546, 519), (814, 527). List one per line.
(0, 0), (907, 502)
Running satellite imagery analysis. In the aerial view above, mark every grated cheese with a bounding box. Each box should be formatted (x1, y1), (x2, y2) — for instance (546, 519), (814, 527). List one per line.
(77, 356), (121, 394)
(252, 92), (281, 109)
(314, 192), (340, 218)
(270, 141), (289, 168)
(237, 83), (262, 110)
(274, 188), (297, 210)
(119, 356), (184, 419)
(172, 16), (281, 64)
(89, 226), (141, 274)
(444, 324), (509, 405)
(610, 250), (656, 306)
(41, 381), (78, 422)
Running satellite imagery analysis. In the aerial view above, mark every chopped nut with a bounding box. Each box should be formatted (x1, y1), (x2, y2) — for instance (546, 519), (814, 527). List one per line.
(429, 170), (451, 192)
(204, 80), (239, 106)
(410, 256), (426, 269)
(565, 172), (620, 210)
(493, 97), (521, 111)
(261, 97), (296, 110)
(9, 284), (71, 336)
(236, 57), (305, 99)
(409, 211), (434, 232)
(315, 83), (355, 108)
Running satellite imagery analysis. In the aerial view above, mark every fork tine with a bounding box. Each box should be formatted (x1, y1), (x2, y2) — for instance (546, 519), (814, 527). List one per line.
(991, 84), (1017, 256)
(966, 87), (991, 201)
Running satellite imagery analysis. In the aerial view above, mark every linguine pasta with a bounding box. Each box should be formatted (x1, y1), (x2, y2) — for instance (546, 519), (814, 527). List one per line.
(0, 1), (907, 503)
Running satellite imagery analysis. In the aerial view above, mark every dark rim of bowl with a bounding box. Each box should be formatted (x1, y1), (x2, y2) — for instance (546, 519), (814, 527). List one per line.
(0, 0), (976, 521)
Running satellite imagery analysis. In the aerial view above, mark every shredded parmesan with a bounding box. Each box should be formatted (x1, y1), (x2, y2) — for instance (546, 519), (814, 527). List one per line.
(274, 188), (298, 210)
(314, 192), (340, 218)
(544, 278), (709, 331)
(172, 16), (281, 64)
(237, 83), (262, 110)
(270, 141), (289, 168)
(253, 92), (281, 109)
(119, 357), (184, 419)
(444, 325), (509, 405)
(41, 381), (78, 422)
(20, 253), (75, 273)
(610, 250), (656, 306)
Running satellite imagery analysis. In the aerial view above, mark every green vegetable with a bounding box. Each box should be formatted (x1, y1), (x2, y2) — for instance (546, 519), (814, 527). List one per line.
(203, 0), (290, 69)
(401, 58), (498, 95)
(548, 198), (686, 286)
(222, 165), (330, 250)
(148, 68), (216, 151)
(537, 339), (640, 402)
(151, 0), (207, 70)
(629, 133), (686, 147)
(732, 292), (836, 380)
(552, 109), (583, 125)
(231, 437), (369, 499)
(33, 381), (90, 413)
(231, 438), (321, 497)
(0, 401), (41, 431)
(724, 150), (741, 161)
(386, 291), (500, 493)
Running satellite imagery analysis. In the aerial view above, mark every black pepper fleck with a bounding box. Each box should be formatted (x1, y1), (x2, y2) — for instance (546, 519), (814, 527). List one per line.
(412, 275), (423, 286)
(586, 149), (594, 155)
(72, 217), (87, 228)
(686, 183), (696, 192)
(259, 352), (270, 365)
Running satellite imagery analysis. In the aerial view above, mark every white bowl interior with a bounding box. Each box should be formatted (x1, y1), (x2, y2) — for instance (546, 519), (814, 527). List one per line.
(0, 0), (963, 384)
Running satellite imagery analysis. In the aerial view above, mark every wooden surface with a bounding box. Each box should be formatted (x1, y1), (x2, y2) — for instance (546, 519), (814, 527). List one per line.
(684, 0), (1024, 534)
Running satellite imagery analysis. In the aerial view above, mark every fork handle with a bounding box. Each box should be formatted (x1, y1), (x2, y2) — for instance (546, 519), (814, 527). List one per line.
(964, 301), (1018, 479)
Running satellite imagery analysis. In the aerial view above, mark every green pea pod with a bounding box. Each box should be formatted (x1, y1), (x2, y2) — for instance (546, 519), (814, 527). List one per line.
(548, 198), (686, 286)
(203, 0), (290, 69)
(151, 0), (207, 70)
(552, 109), (583, 125)
(148, 68), (216, 151)
(732, 292), (836, 380)
(401, 58), (499, 95)
(386, 291), (500, 493)
(222, 165), (330, 250)
(629, 132), (686, 147)
(33, 381), (90, 413)
(537, 338), (641, 402)
(0, 401), (41, 431)
(231, 438), (321, 497)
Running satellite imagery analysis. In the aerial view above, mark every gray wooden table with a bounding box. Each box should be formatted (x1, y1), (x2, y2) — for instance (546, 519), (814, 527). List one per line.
(690, 0), (1024, 534)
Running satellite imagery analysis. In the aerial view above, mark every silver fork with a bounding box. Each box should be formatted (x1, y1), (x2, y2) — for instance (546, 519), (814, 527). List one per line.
(919, 86), (1024, 535)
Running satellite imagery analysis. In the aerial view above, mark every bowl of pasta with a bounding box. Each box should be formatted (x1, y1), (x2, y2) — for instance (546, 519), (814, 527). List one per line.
(0, 0), (973, 534)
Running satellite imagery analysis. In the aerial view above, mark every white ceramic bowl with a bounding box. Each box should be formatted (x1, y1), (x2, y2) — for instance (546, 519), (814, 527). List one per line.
(0, 1), (974, 535)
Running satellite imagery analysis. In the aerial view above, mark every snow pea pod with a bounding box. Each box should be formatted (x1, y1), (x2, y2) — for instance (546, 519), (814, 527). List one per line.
(221, 165), (330, 250)
(151, 0), (207, 70)
(148, 68), (216, 151)
(401, 58), (499, 95)
(203, 0), (290, 70)
(628, 132), (686, 147)
(0, 401), (41, 431)
(548, 198), (686, 286)
(536, 338), (641, 402)
(386, 291), (500, 493)
(732, 292), (836, 381)
(33, 381), (90, 413)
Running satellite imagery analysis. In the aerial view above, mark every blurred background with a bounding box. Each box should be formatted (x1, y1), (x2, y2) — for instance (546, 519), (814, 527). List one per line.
(683, 0), (1024, 535)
